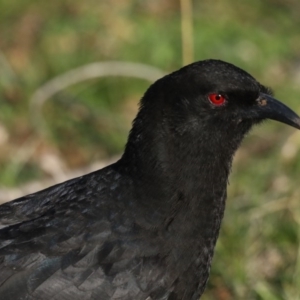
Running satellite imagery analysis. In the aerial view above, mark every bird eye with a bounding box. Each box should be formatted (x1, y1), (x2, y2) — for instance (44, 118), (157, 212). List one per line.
(208, 93), (226, 106)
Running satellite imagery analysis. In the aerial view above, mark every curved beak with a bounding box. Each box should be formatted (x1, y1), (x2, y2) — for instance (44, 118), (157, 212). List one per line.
(254, 93), (300, 130)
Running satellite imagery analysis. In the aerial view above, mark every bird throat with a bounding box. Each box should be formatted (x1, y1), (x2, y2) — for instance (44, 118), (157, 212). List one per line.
(120, 114), (248, 225)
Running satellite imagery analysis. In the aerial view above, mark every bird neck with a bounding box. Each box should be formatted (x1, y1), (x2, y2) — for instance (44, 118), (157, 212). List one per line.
(119, 109), (245, 213)
(118, 81), (253, 231)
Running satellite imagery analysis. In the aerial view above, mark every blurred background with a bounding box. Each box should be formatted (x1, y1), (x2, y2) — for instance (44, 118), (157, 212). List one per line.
(0, 0), (300, 299)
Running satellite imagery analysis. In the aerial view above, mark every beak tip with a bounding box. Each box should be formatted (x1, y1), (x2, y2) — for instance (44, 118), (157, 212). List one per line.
(292, 117), (300, 130)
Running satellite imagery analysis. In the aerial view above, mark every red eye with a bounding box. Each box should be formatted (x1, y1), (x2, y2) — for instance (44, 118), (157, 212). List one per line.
(208, 93), (226, 106)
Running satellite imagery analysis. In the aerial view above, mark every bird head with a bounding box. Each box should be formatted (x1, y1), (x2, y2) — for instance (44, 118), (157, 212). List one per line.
(160, 60), (300, 135)
(123, 59), (300, 182)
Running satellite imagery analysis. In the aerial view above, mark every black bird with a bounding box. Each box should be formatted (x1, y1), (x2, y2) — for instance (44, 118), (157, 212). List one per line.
(0, 60), (300, 300)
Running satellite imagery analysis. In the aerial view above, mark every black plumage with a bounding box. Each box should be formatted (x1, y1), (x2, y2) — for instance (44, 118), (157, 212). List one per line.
(0, 59), (300, 300)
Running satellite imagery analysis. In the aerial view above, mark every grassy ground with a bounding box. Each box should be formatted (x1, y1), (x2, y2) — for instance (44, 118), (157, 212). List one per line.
(1, 0), (300, 299)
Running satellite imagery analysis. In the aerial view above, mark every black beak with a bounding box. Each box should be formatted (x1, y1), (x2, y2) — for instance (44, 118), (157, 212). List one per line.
(254, 93), (300, 130)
